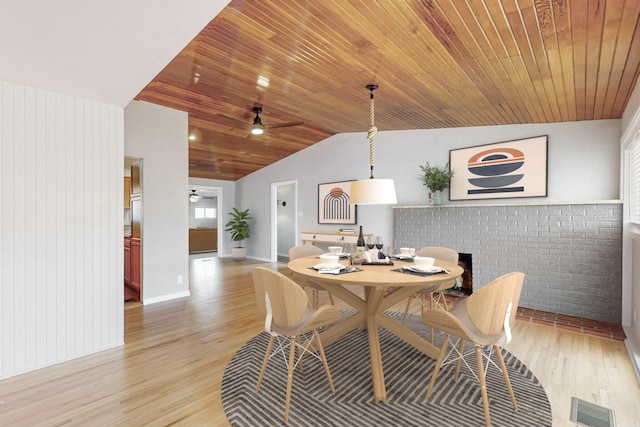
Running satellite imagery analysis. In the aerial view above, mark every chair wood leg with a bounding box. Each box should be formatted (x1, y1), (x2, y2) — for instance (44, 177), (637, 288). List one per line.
(314, 330), (335, 394)
(401, 296), (412, 325)
(284, 339), (296, 422)
(311, 289), (319, 309)
(454, 338), (465, 381)
(425, 334), (450, 400)
(328, 292), (335, 305)
(494, 344), (518, 411)
(429, 296), (435, 342)
(441, 293), (449, 310)
(475, 345), (491, 427)
(256, 335), (275, 391)
(297, 336), (304, 372)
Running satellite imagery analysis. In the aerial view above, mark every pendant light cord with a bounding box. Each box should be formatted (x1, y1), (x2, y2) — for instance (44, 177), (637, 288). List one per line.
(367, 86), (378, 179)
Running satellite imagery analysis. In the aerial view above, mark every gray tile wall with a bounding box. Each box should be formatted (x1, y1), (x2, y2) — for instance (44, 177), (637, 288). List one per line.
(393, 203), (622, 324)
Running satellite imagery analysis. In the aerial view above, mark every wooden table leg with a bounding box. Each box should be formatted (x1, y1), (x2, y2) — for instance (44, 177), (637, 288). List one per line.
(367, 313), (386, 402)
(310, 280), (445, 402)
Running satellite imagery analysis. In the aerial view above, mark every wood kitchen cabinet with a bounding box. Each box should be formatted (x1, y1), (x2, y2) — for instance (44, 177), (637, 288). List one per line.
(124, 176), (131, 209)
(131, 161), (141, 196)
(129, 238), (141, 300)
(124, 236), (131, 286)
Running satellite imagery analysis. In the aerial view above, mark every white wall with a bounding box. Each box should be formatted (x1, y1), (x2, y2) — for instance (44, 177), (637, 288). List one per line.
(124, 101), (189, 303)
(1, 81), (124, 379)
(238, 119), (621, 261)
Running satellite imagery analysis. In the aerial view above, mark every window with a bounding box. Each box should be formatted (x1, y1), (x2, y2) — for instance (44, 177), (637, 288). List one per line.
(631, 135), (640, 224)
(195, 207), (216, 219)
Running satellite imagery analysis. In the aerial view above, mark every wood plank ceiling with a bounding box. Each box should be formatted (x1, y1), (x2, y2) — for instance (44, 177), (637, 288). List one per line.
(135, 0), (640, 181)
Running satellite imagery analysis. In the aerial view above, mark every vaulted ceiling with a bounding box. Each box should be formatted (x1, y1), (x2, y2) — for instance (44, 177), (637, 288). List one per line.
(135, 0), (640, 181)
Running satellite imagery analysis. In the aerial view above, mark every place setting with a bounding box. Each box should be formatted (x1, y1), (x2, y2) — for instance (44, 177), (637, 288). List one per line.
(390, 246), (416, 262)
(392, 256), (450, 276)
(310, 253), (361, 275)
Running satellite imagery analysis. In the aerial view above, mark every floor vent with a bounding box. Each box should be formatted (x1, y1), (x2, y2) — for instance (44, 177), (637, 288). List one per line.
(570, 397), (616, 427)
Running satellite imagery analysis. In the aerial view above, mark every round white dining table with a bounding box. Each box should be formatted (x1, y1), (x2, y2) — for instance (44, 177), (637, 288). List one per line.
(287, 255), (463, 403)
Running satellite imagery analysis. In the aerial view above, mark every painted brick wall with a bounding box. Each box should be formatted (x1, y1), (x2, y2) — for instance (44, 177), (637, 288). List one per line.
(393, 203), (622, 324)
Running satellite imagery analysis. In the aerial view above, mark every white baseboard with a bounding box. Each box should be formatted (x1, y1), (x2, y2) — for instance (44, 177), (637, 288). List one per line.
(143, 290), (190, 305)
(623, 325), (640, 386)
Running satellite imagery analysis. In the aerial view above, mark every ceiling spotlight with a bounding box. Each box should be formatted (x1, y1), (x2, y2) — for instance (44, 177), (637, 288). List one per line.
(188, 128), (202, 142)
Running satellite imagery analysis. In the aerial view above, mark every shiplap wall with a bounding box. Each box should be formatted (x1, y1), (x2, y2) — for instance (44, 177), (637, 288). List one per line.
(1, 81), (124, 379)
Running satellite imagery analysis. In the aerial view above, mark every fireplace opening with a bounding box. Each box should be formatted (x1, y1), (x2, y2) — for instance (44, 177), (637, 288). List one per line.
(449, 252), (472, 296)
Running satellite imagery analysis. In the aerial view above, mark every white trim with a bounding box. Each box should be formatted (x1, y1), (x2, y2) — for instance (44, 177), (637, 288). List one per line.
(624, 330), (640, 386)
(394, 200), (622, 209)
(0, 342), (124, 381)
(270, 180), (298, 262)
(622, 104), (640, 149)
(143, 290), (190, 305)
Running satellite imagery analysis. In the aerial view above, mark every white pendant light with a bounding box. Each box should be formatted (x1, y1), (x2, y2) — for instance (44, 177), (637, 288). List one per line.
(349, 84), (397, 205)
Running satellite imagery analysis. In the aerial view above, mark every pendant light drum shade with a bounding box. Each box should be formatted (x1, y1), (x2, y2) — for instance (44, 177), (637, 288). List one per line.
(350, 179), (397, 205)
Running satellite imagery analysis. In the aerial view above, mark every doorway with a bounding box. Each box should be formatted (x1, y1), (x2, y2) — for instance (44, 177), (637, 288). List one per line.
(124, 156), (142, 305)
(188, 185), (222, 255)
(271, 181), (297, 263)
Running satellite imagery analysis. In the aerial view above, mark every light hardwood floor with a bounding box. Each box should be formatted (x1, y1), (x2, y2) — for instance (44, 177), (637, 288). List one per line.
(0, 257), (638, 426)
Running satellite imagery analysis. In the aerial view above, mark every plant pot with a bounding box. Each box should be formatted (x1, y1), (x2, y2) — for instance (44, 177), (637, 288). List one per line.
(433, 190), (443, 206)
(231, 247), (247, 260)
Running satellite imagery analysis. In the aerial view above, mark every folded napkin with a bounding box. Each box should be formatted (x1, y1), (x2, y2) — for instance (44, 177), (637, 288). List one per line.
(392, 267), (448, 277)
(309, 266), (362, 275)
(318, 268), (343, 275)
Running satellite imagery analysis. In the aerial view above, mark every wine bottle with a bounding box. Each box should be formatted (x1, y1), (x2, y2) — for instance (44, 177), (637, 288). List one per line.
(356, 225), (366, 258)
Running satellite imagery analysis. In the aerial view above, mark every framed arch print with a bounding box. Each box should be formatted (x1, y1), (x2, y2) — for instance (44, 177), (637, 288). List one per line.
(318, 180), (357, 224)
(449, 135), (548, 201)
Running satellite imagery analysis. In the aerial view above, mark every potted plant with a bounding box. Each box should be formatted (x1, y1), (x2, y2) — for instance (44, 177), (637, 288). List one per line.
(419, 162), (455, 206)
(225, 207), (251, 259)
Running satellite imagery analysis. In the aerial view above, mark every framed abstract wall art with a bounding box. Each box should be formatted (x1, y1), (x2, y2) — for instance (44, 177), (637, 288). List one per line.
(318, 180), (357, 224)
(449, 135), (548, 201)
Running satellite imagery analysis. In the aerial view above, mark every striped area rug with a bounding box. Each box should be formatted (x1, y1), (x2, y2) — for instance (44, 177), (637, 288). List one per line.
(221, 312), (551, 426)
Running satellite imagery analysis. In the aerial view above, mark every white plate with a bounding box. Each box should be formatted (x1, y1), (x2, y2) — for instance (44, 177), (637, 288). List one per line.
(404, 265), (443, 273)
(313, 263), (346, 271)
(394, 254), (414, 259)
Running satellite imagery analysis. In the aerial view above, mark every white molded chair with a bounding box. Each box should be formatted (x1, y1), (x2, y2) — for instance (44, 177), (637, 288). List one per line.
(402, 247), (459, 340)
(253, 267), (341, 422)
(422, 271), (525, 427)
(288, 245), (335, 308)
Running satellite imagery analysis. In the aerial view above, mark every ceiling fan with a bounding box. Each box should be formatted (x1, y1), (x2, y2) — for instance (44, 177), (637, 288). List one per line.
(189, 189), (215, 203)
(218, 106), (304, 138)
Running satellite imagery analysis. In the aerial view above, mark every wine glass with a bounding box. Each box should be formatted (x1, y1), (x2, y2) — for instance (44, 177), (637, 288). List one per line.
(343, 243), (355, 264)
(366, 235), (375, 250)
(344, 243), (355, 256)
(375, 236), (384, 258)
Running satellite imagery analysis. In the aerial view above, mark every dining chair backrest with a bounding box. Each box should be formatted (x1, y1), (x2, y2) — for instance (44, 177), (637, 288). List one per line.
(416, 246), (459, 265)
(253, 267), (310, 329)
(465, 272), (524, 337)
(288, 245), (324, 260)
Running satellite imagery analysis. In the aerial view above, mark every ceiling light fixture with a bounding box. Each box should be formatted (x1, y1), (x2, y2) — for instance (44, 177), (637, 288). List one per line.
(349, 84), (398, 205)
(250, 107), (265, 135)
(189, 190), (201, 203)
(257, 75), (270, 88)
